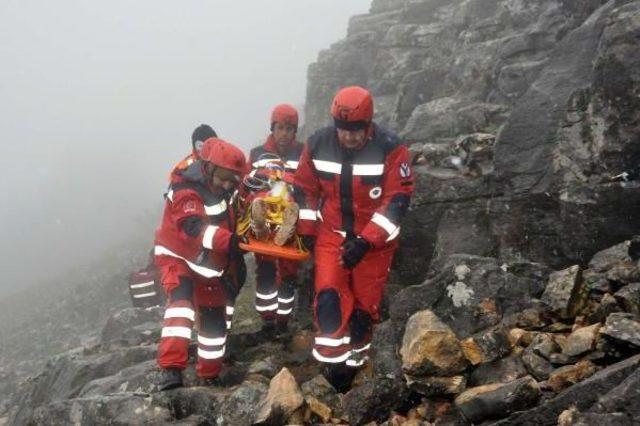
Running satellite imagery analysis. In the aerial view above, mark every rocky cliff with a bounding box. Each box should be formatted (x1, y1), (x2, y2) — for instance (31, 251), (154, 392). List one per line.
(305, 0), (640, 285)
(2, 1), (640, 425)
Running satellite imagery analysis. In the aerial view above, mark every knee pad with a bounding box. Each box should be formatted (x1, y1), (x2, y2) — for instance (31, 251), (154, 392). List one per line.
(171, 276), (194, 301)
(316, 290), (341, 334)
(349, 309), (372, 345)
(198, 307), (226, 335)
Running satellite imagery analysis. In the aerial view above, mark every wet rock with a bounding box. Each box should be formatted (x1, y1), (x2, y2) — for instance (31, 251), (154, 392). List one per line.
(342, 377), (410, 425)
(400, 310), (467, 376)
(547, 360), (598, 393)
(468, 355), (528, 387)
(255, 367), (304, 425)
(563, 324), (601, 357)
(614, 283), (640, 317)
(492, 354), (640, 425)
(460, 325), (511, 365)
(600, 313), (640, 348)
(454, 376), (541, 423)
(541, 266), (585, 319)
(405, 375), (466, 397)
(100, 307), (163, 349)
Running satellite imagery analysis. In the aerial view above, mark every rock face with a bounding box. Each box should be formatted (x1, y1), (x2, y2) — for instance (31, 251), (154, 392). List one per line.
(305, 0), (640, 285)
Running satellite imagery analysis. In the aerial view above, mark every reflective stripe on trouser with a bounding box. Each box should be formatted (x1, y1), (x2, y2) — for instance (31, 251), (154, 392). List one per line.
(312, 227), (396, 366)
(196, 306), (227, 378)
(158, 299), (195, 370)
(225, 304), (234, 330)
(254, 255), (278, 319)
(276, 279), (295, 322)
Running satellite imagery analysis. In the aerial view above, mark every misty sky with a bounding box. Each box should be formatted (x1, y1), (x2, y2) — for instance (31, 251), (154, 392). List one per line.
(0, 0), (371, 295)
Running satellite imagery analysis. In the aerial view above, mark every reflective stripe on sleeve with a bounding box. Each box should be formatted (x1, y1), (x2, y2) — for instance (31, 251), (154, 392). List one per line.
(204, 199), (227, 216)
(202, 225), (219, 250)
(312, 159), (342, 174)
(353, 164), (384, 176)
(154, 246), (224, 278)
(371, 212), (399, 236)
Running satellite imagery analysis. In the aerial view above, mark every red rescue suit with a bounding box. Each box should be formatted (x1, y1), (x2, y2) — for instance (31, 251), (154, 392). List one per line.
(294, 123), (414, 367)
(247, 136), (304, 324)
(155, 161), (241, 379)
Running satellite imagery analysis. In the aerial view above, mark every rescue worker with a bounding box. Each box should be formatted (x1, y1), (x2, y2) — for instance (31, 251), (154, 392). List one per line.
(246, 104), (305, 336)
(129, 125), (218, 309)
(155, 137), (247, 390)
(294, 86), (414, 391)
(171, 124), (218, 176)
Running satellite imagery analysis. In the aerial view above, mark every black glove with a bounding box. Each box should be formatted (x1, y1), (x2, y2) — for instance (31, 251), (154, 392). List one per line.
(341, 237), (371, 269)
(302, 235), (316, 252)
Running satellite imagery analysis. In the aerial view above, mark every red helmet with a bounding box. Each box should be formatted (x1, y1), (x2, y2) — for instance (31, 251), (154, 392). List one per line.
(200, 138), (246, 175)
(271, 104), (299, 129)
(331, 86), (373, 130)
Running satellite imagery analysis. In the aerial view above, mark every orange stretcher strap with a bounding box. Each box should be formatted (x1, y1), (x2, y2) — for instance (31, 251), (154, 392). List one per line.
(239, 237), (310, 261)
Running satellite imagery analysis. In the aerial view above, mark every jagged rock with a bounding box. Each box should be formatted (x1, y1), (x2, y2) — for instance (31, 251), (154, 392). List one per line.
(588, 293), (623, 324)
(300, 375), (341, 422)
(541, 266), (584, 319)
(591, 366), (640, 420)
(529, 333), (560, 360)
(370, 320), (403, 380)
(342, 377), (410, 425)
(522, 349), (554, 382)
(405, 375), (466, 397)
(600, 312), (640, 348)
(217, 379), (269, 426)
(511, 308), (549, 330)
(454, 376), (541, 423)
(460, 325), (511, 365)
(563, 324), (601, 357)
(547, 360), (598, 393)
(557, 408), (632, 426)
(469, 354), (528, 387)
(27, 393), (171, 425)
(247, 356), (280, 379)
(391, 256), (548, 338)
(588, 241), (632, 272)
(78, 360), (160, 397)
(255, 367), (304, 425)
(509, 328), (535, 347)
(492, 354), (640, 425)
(100, 307), (163, 349)
(614, 283), (640, 317)
(400, 310), (467, 376)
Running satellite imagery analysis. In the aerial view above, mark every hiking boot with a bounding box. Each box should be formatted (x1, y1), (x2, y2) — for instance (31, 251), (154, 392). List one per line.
(322, 363), (357, 394)
(198, 376), (221, 387)
(251, 199), (269, 241)
(274, 202), (299, 246)
(158, 368), (183, 391)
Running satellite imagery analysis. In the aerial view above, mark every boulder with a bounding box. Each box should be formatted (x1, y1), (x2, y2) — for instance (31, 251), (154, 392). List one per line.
(563, 324), (601, 357)
(468, 355), (528, 387)
(255, 368), (304, 425)
(547, 360), (598, 393)
(300, 375), (341, 422)
(100, 307), (163, 349)
(460, 325), (511, 365)
(492, 354), (640, 425)
(614, 283), (640, 317)
(541, 266), (585, 319)
(400, 310), (467, 376)
(454, 376), (541, 423)
(342, 377), (410, 425)
(405, 374), (466, 397)
(217, 379), (268, 426)
(600, 313), (640, 348)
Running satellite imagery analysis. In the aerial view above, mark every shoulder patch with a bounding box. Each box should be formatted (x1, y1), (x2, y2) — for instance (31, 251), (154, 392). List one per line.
(183, 199), (197, 213)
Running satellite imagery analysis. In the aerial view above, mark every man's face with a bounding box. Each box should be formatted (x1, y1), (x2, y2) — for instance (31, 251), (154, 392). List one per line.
(336, 128), (367, 149)
(272, 122), (296, 149)
(204, 163), (240, 195)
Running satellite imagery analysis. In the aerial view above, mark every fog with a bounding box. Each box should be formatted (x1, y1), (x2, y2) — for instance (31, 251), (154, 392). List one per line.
(0, 0), (371, 296)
